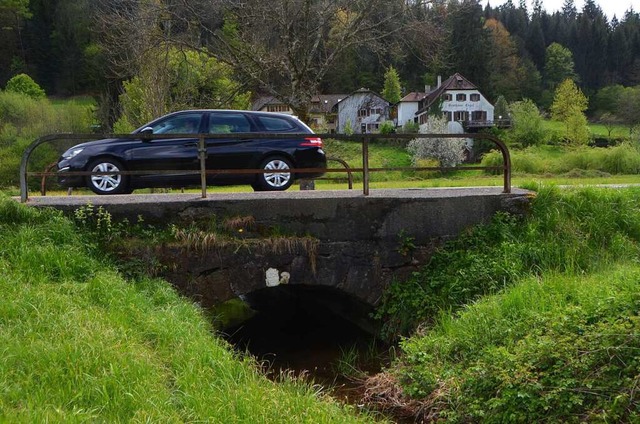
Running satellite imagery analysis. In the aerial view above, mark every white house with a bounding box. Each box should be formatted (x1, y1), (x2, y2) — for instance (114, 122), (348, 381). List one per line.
(415, 73), (494, 128)
(336, 88), (390, 134)
(396, 92), (426, 128)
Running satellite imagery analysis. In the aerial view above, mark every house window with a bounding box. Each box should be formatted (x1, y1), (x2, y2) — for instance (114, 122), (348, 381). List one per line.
(454, 111), (468, 122)
(471, 111), (487, 121)
(445, 112), (452, 121)
(456, 93), (466, 101)
(358, 109), (368, 117)
(367, 123), (380, 133)
(266, 104), (289, 112)
(443, 93), (452, 101)
(470, 93), (480, 102)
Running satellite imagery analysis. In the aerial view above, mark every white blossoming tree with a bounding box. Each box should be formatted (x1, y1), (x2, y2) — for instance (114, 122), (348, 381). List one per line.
(407, 116), (467, 168)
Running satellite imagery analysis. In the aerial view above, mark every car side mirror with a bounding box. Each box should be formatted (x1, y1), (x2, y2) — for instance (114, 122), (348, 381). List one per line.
(139, 127), (154, 141)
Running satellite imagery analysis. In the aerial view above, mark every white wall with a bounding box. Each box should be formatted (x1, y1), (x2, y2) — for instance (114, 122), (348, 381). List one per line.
(397, 102), (419, 127)
(441, 90), (494, 121)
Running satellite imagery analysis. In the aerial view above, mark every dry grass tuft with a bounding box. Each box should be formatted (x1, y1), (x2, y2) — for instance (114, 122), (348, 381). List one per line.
(172, 228), (319, 273)
(361, 372), (449, 423)
(223, 216), (256, 232)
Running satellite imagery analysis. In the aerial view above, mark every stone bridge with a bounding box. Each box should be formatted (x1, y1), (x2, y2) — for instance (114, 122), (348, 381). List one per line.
(27, 188), (531, 319)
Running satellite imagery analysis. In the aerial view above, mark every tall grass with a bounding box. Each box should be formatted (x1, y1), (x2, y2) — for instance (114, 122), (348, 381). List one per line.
(398, 267), (640, 422)
(374, 186), (640, 421)
(482, 143), (640, 176)
(0, 196), (377, 423)
(376, 185), (640, 336)
(0, 91), (95, 191)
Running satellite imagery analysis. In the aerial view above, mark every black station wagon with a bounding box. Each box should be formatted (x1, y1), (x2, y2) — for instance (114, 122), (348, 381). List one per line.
(57, 110), (326, 194)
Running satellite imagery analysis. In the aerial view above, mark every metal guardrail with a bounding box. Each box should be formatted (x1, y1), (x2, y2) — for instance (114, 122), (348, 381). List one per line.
(20, 132), (511, 202)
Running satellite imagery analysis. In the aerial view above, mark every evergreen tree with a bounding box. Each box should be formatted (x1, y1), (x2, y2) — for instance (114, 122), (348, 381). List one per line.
(382, 66), (402, 104)
(573, 0), (609, 91)
(447, 0), (491, 91)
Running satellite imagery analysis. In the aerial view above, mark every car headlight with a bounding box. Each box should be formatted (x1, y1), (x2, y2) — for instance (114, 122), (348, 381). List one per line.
(62, 147), (84, 159)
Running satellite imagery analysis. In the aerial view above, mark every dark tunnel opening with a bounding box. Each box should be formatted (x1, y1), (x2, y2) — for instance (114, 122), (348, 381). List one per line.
(223, 285), (392, 390)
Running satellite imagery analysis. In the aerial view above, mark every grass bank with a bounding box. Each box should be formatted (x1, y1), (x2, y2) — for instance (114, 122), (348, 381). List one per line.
(0, 196), (378, 423)
(374, 186), (640, 422)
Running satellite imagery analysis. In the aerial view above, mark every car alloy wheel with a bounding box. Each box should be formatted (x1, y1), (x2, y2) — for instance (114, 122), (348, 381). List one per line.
(255, 156), (293, 191)
(87, 158), (129, 194)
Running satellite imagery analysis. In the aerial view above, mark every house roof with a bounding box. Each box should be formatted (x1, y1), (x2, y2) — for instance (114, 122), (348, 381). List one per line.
(251, 96), (287, 111)
(417, 73), (479, 115)
(310, 94), (347, 114)
(399, 92), (427, 103)
(252, 94), (348, 113)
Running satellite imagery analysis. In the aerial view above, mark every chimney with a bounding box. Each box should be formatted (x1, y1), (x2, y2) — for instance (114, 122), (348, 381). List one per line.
(424, 85), (431, 93)
(437, 75), (442, 87)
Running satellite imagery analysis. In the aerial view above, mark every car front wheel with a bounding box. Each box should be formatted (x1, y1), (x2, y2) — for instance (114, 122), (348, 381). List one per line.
(87, 158), (130, 195)
(253, 156), (293, 191)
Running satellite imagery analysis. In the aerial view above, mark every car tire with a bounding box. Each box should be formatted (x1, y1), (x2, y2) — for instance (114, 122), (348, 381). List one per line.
(86, 158), (129, 195)
(254, 156), (294, 191)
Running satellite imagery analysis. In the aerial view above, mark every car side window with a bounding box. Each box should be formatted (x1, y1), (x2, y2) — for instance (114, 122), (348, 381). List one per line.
(208, 113), (252, 134)
(255, 116), (296, 131)
(151, 113), (202, 134)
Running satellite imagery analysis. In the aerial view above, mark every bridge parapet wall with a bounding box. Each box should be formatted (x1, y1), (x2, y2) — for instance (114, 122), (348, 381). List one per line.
(28, 188), (532, 307)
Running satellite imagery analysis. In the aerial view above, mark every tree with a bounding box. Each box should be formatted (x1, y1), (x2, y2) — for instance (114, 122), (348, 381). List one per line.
(447, 0), (491, 92)
(382, 66), (402, 104)
(484, 18), (528, 100)
(617, 86), (640, 134)
(207, 0), (426, 122)
(507, 99), (546, 146)
(544, 43), (577, 90)
(572, 0), (609, 90)
(115, 47), (250, 130)
(493, 95), (509, 121)
(550, 79), (590, 144)
(407, 116), (466, 168)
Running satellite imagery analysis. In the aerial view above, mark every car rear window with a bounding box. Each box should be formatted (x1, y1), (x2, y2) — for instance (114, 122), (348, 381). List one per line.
(256, 115), (297, 131)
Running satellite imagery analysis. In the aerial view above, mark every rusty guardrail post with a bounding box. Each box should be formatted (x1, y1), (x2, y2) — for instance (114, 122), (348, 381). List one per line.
(198, 135), (207, 198)
(362, 136), (370, 196)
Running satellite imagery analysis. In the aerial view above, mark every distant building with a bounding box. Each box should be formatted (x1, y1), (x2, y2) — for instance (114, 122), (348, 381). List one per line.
(336, 88), (391, 134)
(396, 92), (427, 128)
(251, 94), (346, 132)
(414, 73), (494, 129)
(251, 97), (293, 114)
(309, 94), (346, 133)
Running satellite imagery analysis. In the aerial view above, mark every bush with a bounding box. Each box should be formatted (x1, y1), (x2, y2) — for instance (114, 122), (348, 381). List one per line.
(408, 117), (466, 168)
(376, 186), (640, 336)
(507, 99), (547, 147)
(5, 73), (46, 99)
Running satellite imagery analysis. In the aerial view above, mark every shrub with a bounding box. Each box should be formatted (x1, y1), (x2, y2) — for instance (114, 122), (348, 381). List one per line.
(408, 117), (466, 168)
(376, 186), (640, 336)
(5, 73), (46, 99)
(379, 121), (395, 134)
(507, 99), (547, 147)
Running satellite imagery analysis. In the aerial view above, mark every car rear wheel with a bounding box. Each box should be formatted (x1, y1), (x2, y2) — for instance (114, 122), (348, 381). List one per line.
(87, 158), (130, 195)
(253, 156), (293, 191)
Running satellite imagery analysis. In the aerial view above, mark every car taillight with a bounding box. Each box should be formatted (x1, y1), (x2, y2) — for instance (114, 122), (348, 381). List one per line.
(300, 137), (323, 148)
